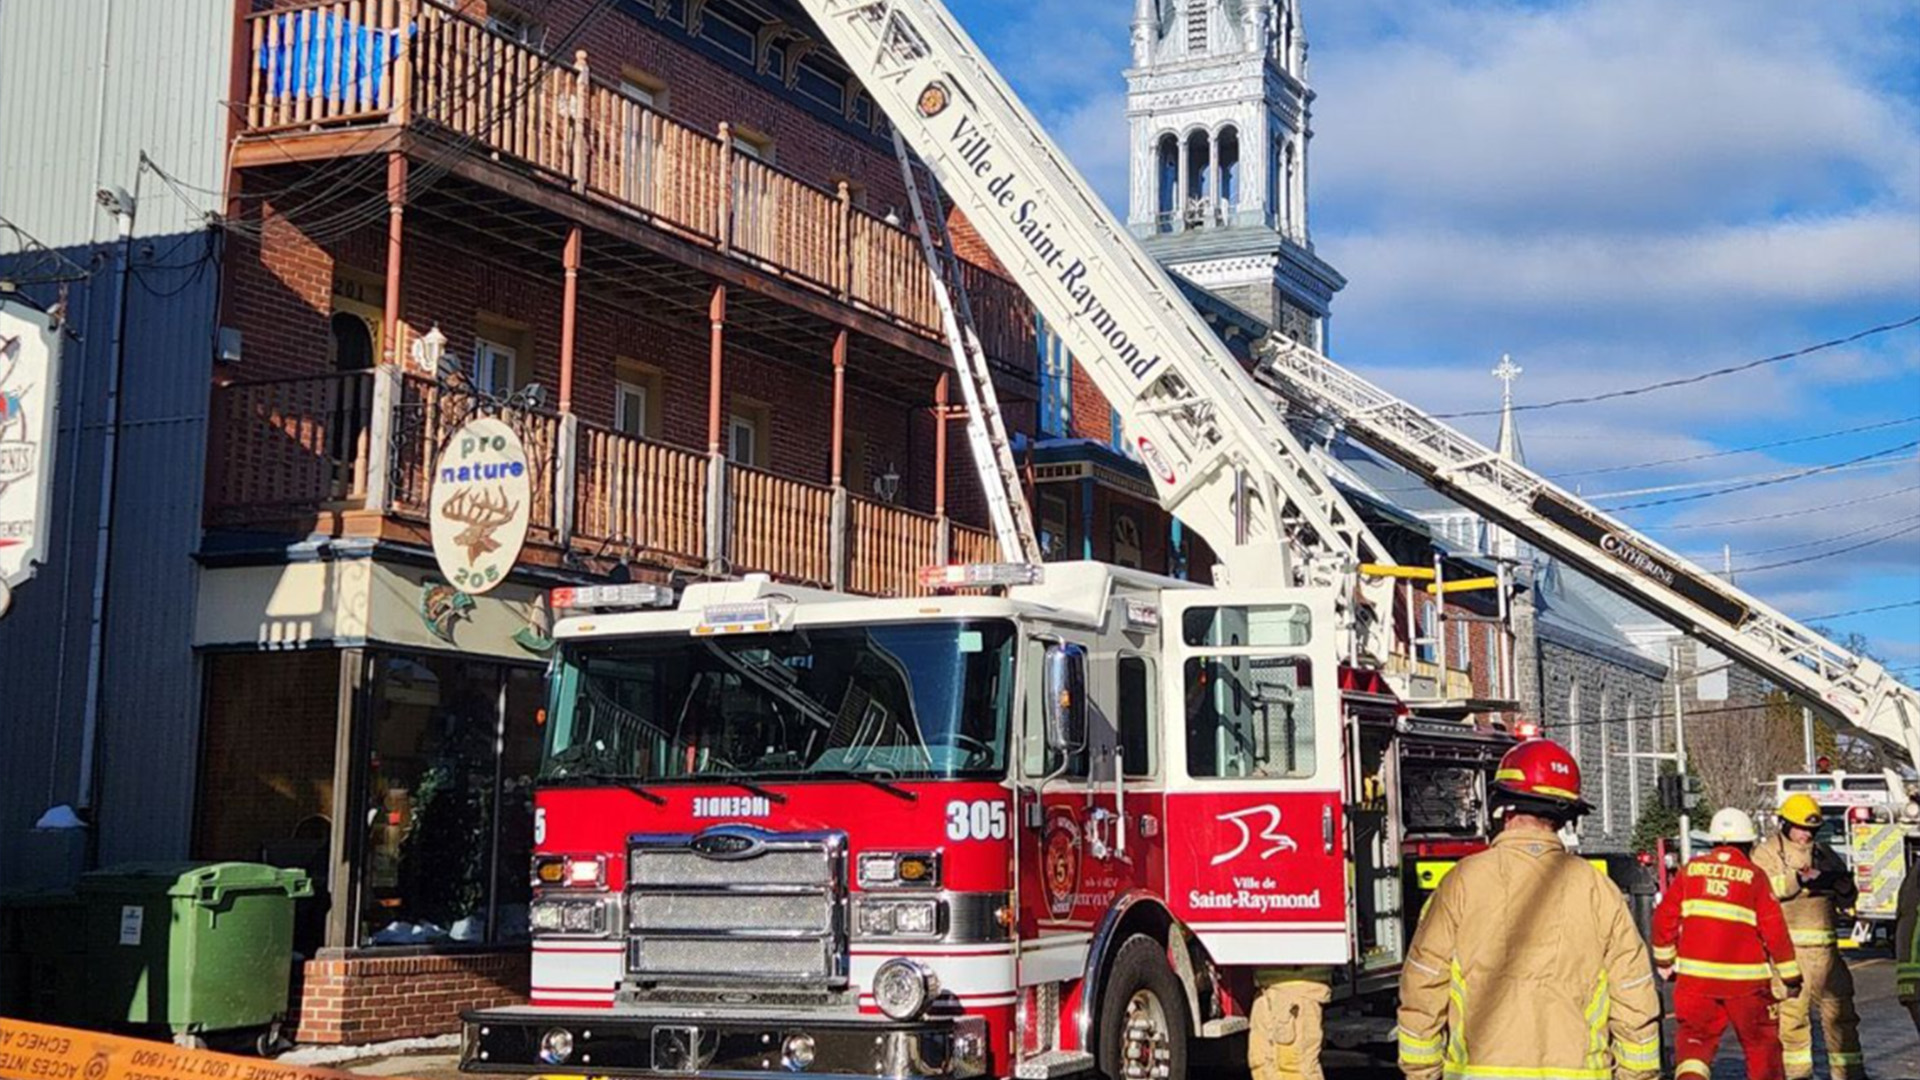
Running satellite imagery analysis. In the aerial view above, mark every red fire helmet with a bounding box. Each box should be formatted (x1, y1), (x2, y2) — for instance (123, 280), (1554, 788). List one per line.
(1493, 738), (1592, 812)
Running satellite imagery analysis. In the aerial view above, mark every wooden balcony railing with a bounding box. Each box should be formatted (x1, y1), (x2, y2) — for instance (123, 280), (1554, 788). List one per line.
(240, 0), (1034, 371)
(209, 372), (1008, 594)
(727, 463), (834, 587)
(572, 422), (707, 569)
(207, 371), (374, 524)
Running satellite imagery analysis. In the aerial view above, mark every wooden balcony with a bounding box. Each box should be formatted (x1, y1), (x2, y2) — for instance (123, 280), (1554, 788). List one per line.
(207, 370), (996, 597)
(236, 0), (1036, 373)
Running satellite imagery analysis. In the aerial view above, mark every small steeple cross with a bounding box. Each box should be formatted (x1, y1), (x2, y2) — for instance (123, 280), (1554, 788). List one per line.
(1492, 353), (1523, 406)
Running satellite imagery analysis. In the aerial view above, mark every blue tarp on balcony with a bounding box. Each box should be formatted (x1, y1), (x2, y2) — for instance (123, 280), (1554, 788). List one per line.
(260, 10), (410, 107)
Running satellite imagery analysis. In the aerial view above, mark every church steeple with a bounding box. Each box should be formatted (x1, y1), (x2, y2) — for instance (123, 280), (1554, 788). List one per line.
(1493, 353), (1526, 465)
(1125, 0), (1342, 347)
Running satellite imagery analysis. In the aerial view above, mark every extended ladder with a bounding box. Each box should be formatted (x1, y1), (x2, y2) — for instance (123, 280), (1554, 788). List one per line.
(811, 0), (1398, 662)
(1259, 337), (1920, 764)
(893, 130), (1042, 565)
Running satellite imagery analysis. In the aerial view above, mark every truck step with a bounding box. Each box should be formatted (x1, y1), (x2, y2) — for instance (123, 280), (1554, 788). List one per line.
(1013, 1050), (1096, 1078)
(1199, 1017), (1249, 1038)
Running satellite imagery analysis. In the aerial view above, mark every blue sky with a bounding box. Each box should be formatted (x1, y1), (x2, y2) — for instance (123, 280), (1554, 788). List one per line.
(963, 0), (1920, 672)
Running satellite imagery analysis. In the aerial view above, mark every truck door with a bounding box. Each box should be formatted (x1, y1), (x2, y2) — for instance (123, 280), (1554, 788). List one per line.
(1158, 591), (1351, 965)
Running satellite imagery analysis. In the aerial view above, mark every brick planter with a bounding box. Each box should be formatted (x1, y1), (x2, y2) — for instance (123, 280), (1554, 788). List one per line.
(292, 949), (530, 1044)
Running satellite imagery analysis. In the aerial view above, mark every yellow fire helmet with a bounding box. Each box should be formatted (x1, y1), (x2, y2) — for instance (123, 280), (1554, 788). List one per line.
(1778, 793), (1824, 829)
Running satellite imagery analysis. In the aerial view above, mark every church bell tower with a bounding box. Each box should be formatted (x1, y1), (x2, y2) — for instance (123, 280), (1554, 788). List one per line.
(1125, 0), (1343, 347)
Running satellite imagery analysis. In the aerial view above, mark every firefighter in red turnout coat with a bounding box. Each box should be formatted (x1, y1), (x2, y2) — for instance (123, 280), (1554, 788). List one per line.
(1653, 808), (1803, 1080)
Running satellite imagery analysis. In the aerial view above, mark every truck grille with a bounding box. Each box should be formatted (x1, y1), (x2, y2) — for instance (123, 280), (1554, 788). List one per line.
(627, 827), (847, 986)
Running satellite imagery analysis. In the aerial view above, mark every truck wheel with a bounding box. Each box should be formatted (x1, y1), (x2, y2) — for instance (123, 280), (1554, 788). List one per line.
(1097, 934), (1188, 1080)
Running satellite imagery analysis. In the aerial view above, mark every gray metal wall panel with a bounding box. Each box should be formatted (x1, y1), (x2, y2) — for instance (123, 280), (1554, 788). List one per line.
(0, 0), (232, 883)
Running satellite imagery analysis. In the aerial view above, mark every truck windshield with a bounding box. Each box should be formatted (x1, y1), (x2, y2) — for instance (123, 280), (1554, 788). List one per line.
(541, 620), (1017, 783)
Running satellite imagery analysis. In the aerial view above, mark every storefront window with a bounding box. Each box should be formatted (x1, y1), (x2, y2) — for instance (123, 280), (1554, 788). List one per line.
(359, 653), (542, 947)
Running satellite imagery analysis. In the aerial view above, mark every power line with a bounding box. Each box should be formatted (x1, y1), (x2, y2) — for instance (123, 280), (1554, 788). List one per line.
(1658, 482), (1920, 530)
(1713, 510), (1920, 559)
(1551, 414), (1920, 480)
(1601, 438), (1920, 512)
(1804, 599), (1920, 621)
(1739, 519), (1920, 574)
(1586, 452), (1914, 501)
(1434, 315), (1920, 420)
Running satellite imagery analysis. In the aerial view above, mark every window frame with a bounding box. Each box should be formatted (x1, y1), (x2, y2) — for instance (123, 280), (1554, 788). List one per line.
(473, 336), (519, 396)
(1117, 652), (1158, 780)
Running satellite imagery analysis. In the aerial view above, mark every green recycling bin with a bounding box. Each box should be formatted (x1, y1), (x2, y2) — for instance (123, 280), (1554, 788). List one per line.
(79, 863), (313, 1039)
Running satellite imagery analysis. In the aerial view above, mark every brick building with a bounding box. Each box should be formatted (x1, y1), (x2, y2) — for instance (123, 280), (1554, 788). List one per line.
(190, 0), (1057, 1041)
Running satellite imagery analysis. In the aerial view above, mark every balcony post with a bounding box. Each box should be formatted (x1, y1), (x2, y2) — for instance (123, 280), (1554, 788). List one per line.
(705, 284), (729, 573)
(393, 0), (418, 127)
(837, 181), (853, 301)
(381, 152), (408, 365)
(557, 412), (579, 549)
(934, 372), (950, 565)
(558, 226), (581, 413)
(717, 122), (734, 254)
(572, 49), (591, 193)
(364, 366), (400, 514)
(828, 330), (849, 592)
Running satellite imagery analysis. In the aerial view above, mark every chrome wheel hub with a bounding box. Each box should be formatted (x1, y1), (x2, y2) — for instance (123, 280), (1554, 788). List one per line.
(1121, 989), (1172, 1080)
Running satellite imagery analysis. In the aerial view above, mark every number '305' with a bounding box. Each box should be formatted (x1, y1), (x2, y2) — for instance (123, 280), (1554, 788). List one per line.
(946, 799), (1007, 841)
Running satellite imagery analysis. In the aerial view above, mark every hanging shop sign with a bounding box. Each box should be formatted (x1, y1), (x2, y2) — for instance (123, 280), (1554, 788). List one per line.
(429, 417), (531, 596)
(0, 304), (63, 618)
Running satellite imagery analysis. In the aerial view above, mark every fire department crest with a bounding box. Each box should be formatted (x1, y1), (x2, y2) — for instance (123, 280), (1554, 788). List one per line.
(1043, 807), (1080, 919)
(917, 82), (950, 117)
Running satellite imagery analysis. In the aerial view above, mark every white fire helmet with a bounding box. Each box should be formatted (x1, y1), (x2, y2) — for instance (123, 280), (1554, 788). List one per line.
(1708, 807), (1759, 845)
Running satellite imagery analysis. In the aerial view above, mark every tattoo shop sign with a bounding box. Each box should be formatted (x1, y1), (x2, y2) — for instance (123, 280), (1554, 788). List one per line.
(0, 305), (62, 618)
(430, 417), (531, 595)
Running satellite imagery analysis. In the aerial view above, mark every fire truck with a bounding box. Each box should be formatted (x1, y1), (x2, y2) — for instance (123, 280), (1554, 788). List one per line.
(1773, 769), (1916, 939)
(462, 0), (1920, 1075)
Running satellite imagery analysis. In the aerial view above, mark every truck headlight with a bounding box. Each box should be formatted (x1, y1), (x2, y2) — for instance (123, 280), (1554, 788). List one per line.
(873, 958), (939, 1020)
(859, 852), (941, 889)
(858, 899), (942, 938)
(530, 896), (610, 936)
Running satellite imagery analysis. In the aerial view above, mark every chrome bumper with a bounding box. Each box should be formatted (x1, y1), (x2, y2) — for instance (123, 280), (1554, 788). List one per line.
(461, 1006), (989, 1079)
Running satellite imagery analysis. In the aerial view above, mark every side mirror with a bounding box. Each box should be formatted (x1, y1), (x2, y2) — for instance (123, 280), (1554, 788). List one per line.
(1043, 643), (1088, 756)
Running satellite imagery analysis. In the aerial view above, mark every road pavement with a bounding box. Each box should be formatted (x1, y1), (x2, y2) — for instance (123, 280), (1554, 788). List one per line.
(344, 954), (1920, 1080)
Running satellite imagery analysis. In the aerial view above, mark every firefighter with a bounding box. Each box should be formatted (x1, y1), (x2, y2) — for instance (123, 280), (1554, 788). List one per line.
(1247, 968), (1330, 1080)
(1652, 808), (1803, 1080)
(1897, 813), (1920, 1036)
(1396, 739), (1661, 1080)
(1751, 793), (1864, 1078)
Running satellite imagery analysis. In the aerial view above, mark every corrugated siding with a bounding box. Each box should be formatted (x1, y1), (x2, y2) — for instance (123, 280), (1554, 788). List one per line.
(0, 0), (233, 884)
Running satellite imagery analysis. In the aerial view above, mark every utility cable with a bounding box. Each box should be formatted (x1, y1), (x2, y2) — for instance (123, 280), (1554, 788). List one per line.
(1599, 439), (1920, 512)
(1804, 599), (1920, 621)
(1551, 414), (1920, 480)
(1435, 315), (1920, 419)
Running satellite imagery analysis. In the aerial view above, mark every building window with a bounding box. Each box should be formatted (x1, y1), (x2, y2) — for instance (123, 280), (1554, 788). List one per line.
(1037, 319), (1071, 437)
(1185, 654), (1315, 779)
(1599, 690), (1613, 835)
(730, 126), (775, 163)
(1112, 509), (1143, 569)
(1416, 602), (1436, 664)
(728, 402), (769, 467)
(1184, 131), (1210, 225)
(359, 654), (542, 947)
(1567, 683), (1582, 759)
(1039, 490), (1071, 561)
(1626, 699), (1640, 823)
(620, 69), (668, 112)
(485, 8), (543, 48)
(473, 337), (519, 396)
(1216, 126), (1240, 216)
(1155, 134), (1179, 232)
(1454, 618), (1470, 672)
(1118, 655), (1156, 778)
(613, 362), (663, 439)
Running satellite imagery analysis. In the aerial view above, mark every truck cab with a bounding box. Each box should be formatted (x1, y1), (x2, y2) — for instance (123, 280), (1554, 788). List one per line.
(461, 562), (1508, 1078)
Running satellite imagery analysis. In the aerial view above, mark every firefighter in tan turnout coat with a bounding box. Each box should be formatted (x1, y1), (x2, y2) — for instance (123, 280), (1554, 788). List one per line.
(1396, 738), (1661, 1079)
(1751, 793), (1864, 1078)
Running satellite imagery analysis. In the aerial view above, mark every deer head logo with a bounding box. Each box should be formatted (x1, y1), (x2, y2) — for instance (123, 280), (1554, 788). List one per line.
(438, 485), (521, 563)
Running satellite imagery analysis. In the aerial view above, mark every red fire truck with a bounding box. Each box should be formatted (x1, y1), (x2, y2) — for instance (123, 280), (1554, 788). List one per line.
(464, 567), (1513, 1077)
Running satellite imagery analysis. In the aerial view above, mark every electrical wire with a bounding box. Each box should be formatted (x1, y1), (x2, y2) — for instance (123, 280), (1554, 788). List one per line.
(1658, 482), (1920, 530)
(1803, 599), (1920, 621)
(1712, 510), (1920, 559)
(1550, 414), (1920, 480)
(1738, 520), (1920, 574)
(1434, 314), (1920, 420)
(1599, 439), (1920, 512)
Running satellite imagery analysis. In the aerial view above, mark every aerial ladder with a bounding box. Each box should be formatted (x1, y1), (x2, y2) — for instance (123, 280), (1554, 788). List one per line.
(809, 0), (1399, 661)
(1258, 337), (1920, 766)
(802, 0), (1920, 765)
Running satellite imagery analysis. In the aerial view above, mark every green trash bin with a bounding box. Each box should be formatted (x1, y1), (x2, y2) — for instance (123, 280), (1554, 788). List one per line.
(0, 890), (87, 1024)
(79, 862), (313, 1039)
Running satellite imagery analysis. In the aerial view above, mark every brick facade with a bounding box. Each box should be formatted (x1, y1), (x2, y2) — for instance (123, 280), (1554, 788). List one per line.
(291, 950), (530, 1044)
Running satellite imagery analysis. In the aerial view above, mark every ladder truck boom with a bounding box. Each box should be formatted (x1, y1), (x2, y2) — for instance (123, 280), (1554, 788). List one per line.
(805, 0), (1396, 647)
(1261, 338), (1920, 766)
